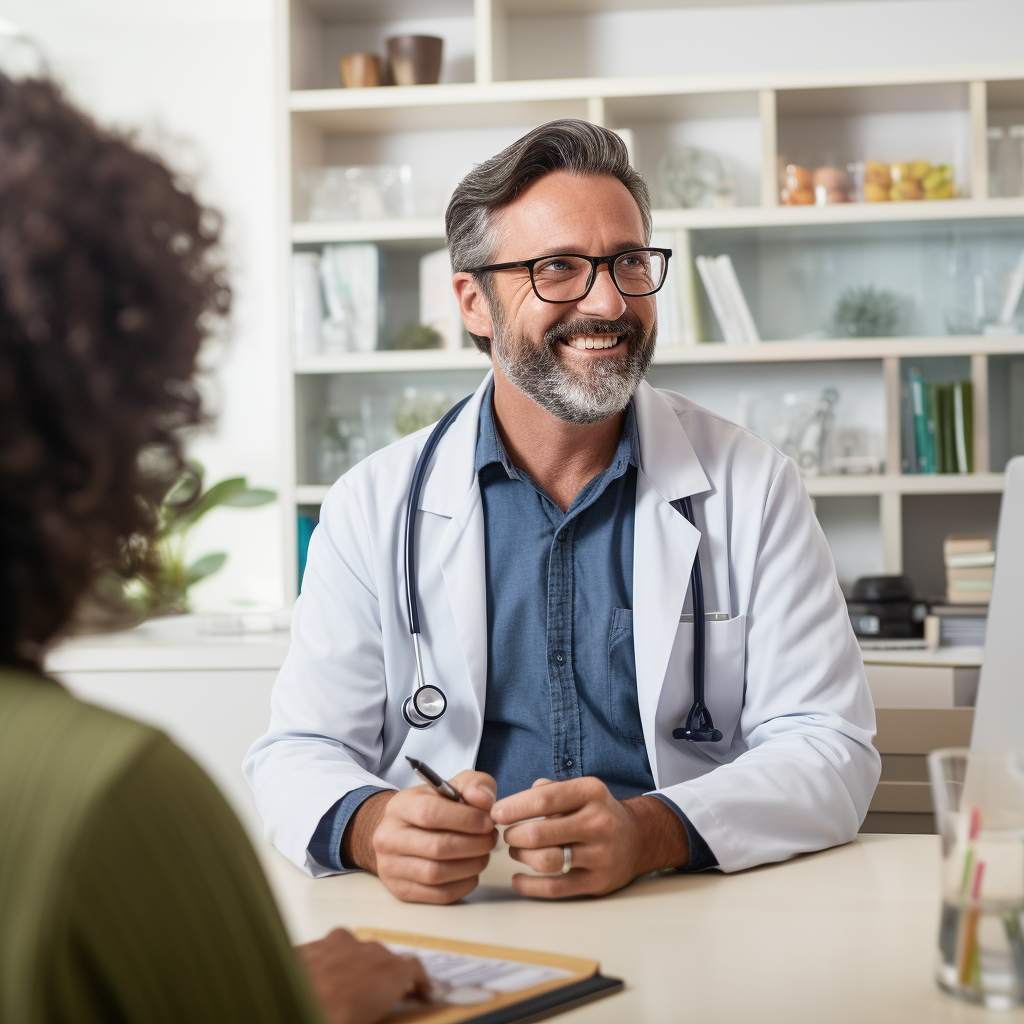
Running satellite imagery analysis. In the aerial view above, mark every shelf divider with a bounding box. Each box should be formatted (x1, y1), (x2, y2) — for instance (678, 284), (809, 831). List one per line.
(881, 491), (903, 575)
(759, 89), (778, 209)
(971, 352), (990, 473)
(970, 80), (988, 201)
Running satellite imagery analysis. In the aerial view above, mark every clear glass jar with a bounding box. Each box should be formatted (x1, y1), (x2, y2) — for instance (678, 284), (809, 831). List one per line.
(1007, 126), (1024, 198)
(988, 127), (1005, 198)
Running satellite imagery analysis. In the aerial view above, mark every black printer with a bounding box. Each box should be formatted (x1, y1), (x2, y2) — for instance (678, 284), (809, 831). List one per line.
(847, 576), (928, 639)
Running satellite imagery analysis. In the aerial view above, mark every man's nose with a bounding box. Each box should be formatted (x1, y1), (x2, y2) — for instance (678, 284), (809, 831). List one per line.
(575, 264), (627, 321)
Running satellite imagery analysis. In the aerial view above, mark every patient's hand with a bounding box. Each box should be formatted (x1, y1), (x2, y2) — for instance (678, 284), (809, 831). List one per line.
(491, 777), (690, 898)
(342, 770), (498, 904)
(299, 927), (430, 1024)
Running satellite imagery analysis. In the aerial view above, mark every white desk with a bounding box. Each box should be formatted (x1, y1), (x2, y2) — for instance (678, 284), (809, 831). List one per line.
(258, 834), (1018, 1024)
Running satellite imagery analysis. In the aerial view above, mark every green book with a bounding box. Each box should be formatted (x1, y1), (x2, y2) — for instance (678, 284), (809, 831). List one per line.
(908, 368), (934, 473)
(932, 384), (946, 473)
(953, 380), (974, 473)
(924, 382), (939, 474)
(940, 383), (957, 474)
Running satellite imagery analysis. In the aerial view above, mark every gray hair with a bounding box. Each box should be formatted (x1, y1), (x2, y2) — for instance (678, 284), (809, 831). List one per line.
(445, 119), (652, 354)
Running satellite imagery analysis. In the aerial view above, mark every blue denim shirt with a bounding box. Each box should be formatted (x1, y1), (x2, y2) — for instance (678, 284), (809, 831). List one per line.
(308, 382), (716, 873)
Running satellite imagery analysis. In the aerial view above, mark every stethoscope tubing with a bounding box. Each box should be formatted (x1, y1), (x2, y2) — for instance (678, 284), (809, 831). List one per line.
(403, 394), (719, 742)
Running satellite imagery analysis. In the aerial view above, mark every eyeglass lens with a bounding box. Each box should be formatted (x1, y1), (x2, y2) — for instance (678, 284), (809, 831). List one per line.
(531, 250), (666, 302)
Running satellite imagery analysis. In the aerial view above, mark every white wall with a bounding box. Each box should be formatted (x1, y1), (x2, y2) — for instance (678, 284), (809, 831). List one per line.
(0, 0), (288, 611)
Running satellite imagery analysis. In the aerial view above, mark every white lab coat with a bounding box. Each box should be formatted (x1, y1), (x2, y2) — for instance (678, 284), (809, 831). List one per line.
(245, 375), (880, 877)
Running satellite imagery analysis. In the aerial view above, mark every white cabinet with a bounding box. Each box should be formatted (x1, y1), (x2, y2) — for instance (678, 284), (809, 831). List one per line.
(46, 620), (289, 839)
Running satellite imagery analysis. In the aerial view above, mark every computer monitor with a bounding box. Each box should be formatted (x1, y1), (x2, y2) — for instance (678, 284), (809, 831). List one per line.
(970, 456), (1024, 750)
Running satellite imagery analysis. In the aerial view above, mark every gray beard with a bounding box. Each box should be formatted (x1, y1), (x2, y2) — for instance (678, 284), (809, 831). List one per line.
(490, 312), (657, 425)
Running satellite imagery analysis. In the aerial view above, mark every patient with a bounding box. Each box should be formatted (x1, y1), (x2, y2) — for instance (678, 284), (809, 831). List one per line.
(0, 76), (426, 1023)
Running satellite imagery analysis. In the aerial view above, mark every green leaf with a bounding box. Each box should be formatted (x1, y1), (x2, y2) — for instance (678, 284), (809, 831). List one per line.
(183, 552), (227, 587)
(164, 467), (202, 507)
(221, 488), (276, 507)
(167, 477), (248, 532)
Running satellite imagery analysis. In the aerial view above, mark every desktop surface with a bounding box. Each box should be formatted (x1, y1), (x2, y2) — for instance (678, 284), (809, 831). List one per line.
(259, 833), (1012, 1023)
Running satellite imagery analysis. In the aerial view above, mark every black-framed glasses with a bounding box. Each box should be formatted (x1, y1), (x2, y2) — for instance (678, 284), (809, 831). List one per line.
(467, 247), (672, 304)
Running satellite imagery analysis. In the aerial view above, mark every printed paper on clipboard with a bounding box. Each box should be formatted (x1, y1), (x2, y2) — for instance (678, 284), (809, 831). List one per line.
(356, 928), (623, 1024)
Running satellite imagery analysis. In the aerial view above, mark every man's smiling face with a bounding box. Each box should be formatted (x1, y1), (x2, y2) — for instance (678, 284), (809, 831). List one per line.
(482, 170), (658, 424)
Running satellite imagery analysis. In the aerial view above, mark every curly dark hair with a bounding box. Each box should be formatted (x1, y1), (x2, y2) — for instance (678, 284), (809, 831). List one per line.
(0, 76), (229, 668)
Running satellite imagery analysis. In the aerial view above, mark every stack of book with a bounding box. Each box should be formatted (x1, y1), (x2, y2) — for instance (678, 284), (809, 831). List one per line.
(944, 533), (994, 605)
(902, 369), (973, 474)
(928, 604), (988, 647)
(694, 254), (761, 345)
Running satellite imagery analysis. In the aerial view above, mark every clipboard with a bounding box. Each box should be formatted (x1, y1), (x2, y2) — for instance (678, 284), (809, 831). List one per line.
(356, 928), (623, 1024)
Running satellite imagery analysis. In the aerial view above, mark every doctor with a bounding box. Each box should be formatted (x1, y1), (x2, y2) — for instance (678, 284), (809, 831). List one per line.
(246, 119), (880, 904)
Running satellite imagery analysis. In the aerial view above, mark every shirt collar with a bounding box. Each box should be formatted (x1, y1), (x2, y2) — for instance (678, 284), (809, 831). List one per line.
(474, 377), (640, 480)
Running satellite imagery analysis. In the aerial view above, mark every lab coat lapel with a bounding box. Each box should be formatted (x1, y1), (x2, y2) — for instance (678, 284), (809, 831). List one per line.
(632, 383), (710, 787)
(421, 373), (493, 720)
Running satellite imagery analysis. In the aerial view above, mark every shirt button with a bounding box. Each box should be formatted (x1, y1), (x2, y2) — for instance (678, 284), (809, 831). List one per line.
(563, 757), (575, 769)
(554, 652), (565, 664)
(557, 531), (567, 542)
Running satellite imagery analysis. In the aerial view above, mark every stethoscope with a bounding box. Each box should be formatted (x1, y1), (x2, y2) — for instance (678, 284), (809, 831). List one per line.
(402, 395), (723, 743)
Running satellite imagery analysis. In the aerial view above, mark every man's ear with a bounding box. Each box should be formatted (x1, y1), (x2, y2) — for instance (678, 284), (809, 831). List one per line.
(452, 272), (494, 343)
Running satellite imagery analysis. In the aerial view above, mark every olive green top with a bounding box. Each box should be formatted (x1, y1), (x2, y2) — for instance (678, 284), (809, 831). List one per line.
(0, 669), (325, 1024)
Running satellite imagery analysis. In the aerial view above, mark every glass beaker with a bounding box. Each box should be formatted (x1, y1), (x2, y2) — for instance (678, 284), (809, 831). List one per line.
(928, 748), (1024, 1009)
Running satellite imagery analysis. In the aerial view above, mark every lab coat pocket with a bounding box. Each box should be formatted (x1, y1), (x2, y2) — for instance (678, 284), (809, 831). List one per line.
(607, 607), (645, 743)
(657, 614), (747, 762)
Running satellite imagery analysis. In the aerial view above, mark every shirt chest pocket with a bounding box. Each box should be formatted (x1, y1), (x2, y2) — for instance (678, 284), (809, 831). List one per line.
(657, 614), (747, 756)
(607, 608), (645, 743)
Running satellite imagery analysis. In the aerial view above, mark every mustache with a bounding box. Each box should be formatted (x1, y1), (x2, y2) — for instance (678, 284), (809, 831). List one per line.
(543, 315), (647, 347)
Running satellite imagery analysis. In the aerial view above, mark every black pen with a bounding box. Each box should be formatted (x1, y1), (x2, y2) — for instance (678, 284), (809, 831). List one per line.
(405, 756), (465, 803)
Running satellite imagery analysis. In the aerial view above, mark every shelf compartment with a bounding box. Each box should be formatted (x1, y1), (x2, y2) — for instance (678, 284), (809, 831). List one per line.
(902, 491), (1003, 600)
(987, 352), (1024, 471)
(775, 81), (974, 206)
(604, 91), (764, 210)
(686, 215), (1024, 343)
(290, 0), (476, 92)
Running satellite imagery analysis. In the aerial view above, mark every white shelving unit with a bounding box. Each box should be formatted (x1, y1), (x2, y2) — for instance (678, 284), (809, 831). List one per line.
(283, 0), (1024, 599)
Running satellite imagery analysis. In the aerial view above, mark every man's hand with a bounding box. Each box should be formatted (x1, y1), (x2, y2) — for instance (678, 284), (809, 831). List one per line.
(342, 771), (498, 904)
(298, 928), (430, 1024)
(491, 777), (690, 897)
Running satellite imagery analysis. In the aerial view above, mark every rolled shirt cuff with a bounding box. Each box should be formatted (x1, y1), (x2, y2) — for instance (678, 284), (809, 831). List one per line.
(650, 792), (719, 872)
(307, 786), (386, 872)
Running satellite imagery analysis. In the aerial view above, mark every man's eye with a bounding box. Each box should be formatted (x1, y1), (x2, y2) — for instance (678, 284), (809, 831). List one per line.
(538, 259), (574, 274)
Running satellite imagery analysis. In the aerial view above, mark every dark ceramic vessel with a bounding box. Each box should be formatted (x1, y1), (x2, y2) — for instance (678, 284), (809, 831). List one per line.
(386, 35), (443, 86)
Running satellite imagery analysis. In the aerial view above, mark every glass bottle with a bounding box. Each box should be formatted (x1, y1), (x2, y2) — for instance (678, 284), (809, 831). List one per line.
(1007, 125), (1024, 198)
(988, 126), (1005, 198)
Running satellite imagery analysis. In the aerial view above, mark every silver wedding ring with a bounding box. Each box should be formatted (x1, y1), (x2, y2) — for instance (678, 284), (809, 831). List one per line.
(561, 845), (572, 874)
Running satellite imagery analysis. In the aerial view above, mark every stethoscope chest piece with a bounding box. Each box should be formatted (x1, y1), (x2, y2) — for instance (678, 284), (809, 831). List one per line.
(402, 685), (447, 729)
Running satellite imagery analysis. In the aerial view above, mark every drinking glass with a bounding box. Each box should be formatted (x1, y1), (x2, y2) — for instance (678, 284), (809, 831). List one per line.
(928, 748), (1024, 1009)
